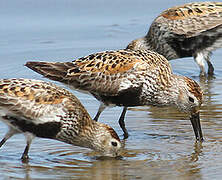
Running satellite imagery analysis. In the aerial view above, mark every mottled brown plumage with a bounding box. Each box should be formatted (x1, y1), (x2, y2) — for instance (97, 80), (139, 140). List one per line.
(0, 78), (121, 161)
(25, 49), (203, 141)
(127, 2), (222, 76)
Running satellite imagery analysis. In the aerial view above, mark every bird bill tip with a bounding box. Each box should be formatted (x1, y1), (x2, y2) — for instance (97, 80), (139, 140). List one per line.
(190, 111), (203, 142)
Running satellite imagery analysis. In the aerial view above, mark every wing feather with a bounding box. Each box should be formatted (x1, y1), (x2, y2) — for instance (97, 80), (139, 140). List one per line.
(26, 50), (172, 96)
(0, 79), (70, 123)
(157, 2), (222, 37)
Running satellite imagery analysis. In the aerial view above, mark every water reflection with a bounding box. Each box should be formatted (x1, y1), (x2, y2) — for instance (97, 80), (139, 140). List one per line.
(15, 142), (205, 180)
(189, 142), (203, 162)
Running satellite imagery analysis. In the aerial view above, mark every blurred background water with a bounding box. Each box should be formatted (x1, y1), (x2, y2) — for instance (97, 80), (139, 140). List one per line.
(1, 0), (222, 179)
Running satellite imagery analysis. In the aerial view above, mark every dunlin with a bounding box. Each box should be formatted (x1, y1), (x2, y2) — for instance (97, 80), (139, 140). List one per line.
(0, 78), (121, 160)
(127, 2), (222, 76)
(25, 49), (203, 140)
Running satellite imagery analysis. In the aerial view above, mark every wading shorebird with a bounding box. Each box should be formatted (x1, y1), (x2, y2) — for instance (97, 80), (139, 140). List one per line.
(25, 49), (203, 140)
(126, 2), (222, 77)
(0, 78), (121, 161)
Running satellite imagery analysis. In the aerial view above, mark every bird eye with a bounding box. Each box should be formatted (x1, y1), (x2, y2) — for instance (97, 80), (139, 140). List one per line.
(189, 97), (194, 103)
(111, 141), (118, 147)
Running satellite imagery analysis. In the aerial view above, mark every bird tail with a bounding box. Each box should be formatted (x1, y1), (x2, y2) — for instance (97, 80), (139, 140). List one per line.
(25, 61), (73, 84)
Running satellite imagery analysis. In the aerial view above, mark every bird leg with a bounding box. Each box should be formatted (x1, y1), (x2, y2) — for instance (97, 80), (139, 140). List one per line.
(93, 103), (106, 121)
(118, 107), (128, 139)
(21, 135), (33, 162)
(0, 129), (16, 148)
(206, 59), (214, 76)
(194, 53), (206, 77)
(21, 144), (30, 162)
(204, 52), (214, 76)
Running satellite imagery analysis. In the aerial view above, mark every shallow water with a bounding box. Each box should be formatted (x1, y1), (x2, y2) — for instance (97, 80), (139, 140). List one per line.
(1, 0), (222, 179)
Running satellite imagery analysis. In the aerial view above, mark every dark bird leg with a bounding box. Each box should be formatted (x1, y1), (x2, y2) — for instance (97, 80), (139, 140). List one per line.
(118, 107), (128, 139)
(0, 128), (16, 148)
(93, 103), (106, 121)
(206, 59), (214, 76)
(21, 136), (33, 162)
(204, 51), (214, 76)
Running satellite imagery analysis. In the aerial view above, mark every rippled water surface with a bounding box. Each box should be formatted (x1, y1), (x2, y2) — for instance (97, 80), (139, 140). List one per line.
(1, 0), (222, 179)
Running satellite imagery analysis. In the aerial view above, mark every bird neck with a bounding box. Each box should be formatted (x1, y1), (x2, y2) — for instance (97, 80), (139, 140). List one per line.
(131, 37), (155, 51)
(145, 25), (179, 60)
(55, 116), (99, 150)
(77, 120), (100, 150)
(144, 74), (182, 107)
(158, 74), (186, 107)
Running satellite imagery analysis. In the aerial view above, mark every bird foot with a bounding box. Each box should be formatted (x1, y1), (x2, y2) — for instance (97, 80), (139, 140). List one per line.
(207, 69), (214, 76)
(123, 133), (129, 139)
(199, 71), (207, 77)
(21, 154), (29, 163)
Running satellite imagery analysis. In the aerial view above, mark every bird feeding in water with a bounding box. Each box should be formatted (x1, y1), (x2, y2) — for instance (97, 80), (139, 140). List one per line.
(25, 49), (203, 140)
(0, 78), (121, 161)
(126, 2), (222, 77)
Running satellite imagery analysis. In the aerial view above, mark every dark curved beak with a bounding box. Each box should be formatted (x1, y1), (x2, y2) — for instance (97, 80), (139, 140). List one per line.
(190, 111), (203, 142)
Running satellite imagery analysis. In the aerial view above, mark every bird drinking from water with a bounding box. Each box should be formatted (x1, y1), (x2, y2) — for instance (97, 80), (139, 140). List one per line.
(126, 2), (222, 76)
(25, 49), (203, 140)
(0, 78), (121, 161)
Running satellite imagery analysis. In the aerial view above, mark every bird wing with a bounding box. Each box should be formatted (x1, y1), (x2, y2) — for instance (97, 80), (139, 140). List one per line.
(0, 78), (80, 124)
(156, 2), (222, 38)
(26, 50), (172, 96)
